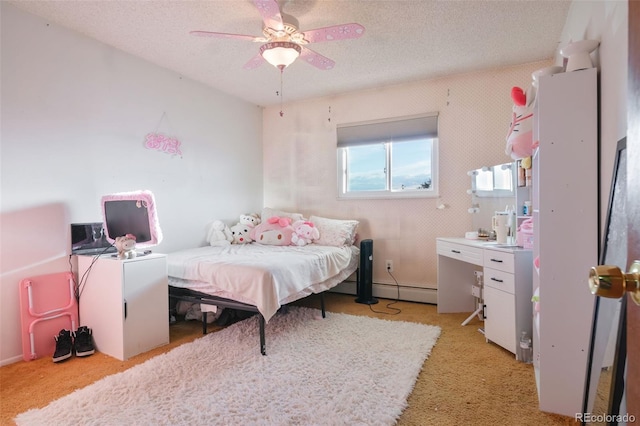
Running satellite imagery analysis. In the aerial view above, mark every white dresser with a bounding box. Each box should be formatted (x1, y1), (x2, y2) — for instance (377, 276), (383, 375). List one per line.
(437, 237), (532, 359)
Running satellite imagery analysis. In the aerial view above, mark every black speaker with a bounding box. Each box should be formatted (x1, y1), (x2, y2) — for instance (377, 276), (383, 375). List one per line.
(355, 239), (378, 305)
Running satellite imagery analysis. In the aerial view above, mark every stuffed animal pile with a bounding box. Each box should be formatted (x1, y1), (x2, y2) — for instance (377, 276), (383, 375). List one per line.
(208, 213), (322, 247)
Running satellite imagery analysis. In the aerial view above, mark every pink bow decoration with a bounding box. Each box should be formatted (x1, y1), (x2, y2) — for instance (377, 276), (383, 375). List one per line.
(267, 216), (292, 227)
(144, 133), (182, 157)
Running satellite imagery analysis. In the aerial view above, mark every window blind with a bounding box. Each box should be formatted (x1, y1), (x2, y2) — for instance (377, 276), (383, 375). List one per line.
(337, 113), (438, 148)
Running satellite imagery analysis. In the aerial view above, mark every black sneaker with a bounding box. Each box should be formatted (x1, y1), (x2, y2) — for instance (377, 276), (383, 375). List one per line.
(73, 326), (95, 357)
(52, 329), (73, 363)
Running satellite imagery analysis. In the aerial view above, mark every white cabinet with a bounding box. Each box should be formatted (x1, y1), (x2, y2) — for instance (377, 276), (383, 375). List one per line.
(78, 253), (169, 361)
(532, 68), (598, 416)
(483, 248), (532, 358)
(437, 238), (532, 358)
(484, 284), (516, 351)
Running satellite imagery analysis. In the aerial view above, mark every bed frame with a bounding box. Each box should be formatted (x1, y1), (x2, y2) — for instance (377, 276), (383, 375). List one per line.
(169, 286), (326, 356)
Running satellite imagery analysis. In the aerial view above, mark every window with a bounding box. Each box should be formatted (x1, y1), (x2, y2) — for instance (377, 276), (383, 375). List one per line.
(337, 114), (438, 199)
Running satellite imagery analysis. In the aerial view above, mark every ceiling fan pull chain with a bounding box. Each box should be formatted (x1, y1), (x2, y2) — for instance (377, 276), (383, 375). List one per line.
(279, 69), (284, 117)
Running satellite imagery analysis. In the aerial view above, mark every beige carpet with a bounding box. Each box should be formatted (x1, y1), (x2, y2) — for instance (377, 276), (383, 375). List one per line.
(1, 293), (575, 425)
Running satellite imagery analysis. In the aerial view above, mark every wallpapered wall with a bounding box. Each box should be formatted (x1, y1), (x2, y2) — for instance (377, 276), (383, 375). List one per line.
(262, 60), (552, 291)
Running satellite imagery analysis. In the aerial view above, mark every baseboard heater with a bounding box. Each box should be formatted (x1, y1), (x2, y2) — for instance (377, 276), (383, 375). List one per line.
(332, 281), (437, 305)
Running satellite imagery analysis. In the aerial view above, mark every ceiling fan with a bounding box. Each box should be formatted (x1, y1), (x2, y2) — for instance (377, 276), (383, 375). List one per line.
(190, 0), (365, 72)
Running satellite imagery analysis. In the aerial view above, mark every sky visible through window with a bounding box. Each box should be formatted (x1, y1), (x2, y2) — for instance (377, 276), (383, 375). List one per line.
(347, 139), (432, 191)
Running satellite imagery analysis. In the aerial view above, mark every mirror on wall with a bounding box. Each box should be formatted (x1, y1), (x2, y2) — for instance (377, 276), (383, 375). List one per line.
(582, 137), (627, 422)
(468, 162), (516, 232)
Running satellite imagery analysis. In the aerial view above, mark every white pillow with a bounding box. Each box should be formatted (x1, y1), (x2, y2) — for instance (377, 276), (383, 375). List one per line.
(261, 207), (304, 223)
(309, 215), (359, 247)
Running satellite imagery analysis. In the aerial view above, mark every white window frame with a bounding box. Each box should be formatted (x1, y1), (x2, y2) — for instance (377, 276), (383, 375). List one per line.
(336, 113), (439, 200)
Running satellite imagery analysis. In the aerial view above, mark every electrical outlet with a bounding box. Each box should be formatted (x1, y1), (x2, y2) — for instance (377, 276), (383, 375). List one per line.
(385, 260), (393, 272)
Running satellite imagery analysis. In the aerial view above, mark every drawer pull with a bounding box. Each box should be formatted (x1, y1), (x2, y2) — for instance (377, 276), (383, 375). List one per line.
(490, 277), (504, 283)
(451, 250), (461, 254)
(490, 258), (503, 263)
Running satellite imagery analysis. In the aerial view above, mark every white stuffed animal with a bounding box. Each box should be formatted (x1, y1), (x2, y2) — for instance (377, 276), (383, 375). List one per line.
(115, 234), (137, 259)
(239, 213), (261, 228)
(230, 223), (253, 244)
(291, 220), (320, 246)
(207, 220), (233, 246)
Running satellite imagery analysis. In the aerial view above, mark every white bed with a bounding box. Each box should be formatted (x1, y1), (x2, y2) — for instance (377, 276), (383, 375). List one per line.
(167, 242), (359, 354)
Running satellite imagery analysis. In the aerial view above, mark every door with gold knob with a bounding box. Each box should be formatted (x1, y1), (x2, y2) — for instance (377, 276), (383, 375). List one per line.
(586, 3), (640, 421)
(626, 2), (640, 417)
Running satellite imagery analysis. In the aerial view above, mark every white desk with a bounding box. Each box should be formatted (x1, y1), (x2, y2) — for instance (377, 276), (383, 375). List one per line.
(437, 237), (533, 358)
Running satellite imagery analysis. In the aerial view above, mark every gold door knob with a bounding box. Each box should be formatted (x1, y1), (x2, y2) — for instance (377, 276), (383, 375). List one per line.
(589, 260), (640, 305)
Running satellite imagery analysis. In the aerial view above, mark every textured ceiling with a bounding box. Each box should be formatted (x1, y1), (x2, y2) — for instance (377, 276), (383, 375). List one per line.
(9, 0), (572, 107)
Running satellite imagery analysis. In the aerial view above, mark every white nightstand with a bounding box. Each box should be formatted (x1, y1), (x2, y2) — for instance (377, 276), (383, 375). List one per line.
(77, 253), (169, 361)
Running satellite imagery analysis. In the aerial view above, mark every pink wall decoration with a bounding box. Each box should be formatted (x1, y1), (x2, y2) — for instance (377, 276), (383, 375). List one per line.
(145, 112), (183, 157)
(144, 132), (182, 157)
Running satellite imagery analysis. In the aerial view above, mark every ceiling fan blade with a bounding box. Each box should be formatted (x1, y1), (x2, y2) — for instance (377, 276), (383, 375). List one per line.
(243, 52), (265, 70)
(190, 31), (263, 42)
(253, 0), (284, 31)
(300, 47), (335, 70)
(302, 23), (365, 43)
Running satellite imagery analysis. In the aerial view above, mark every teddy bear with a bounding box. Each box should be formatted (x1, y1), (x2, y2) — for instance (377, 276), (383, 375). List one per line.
(291, 220), (320, 246)
(206, 220), (233, 246)
(230, 223), (253, 244)
(249, 216), (294, 246)
(239, 213), (261, 228)
(115, 234), (137, 259)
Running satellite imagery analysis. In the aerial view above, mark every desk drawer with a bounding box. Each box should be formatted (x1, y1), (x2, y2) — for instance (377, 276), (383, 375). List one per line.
(484, 267), (515, 294)
(437, 240), (483, 266)
(483, 249), (515, 273)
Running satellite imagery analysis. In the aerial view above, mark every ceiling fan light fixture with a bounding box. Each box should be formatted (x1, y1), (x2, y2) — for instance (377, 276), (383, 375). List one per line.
(260, 41), (301, 70)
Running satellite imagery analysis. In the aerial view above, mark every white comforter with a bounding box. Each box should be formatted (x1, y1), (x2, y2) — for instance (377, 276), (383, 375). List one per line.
(167, 243), (359, 322)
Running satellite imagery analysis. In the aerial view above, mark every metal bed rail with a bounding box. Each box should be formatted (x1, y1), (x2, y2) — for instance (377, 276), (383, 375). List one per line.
(168, 286), (326, 356)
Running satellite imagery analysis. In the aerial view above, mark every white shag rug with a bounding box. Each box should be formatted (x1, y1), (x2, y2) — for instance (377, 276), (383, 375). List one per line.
(15, 307), (441, 426)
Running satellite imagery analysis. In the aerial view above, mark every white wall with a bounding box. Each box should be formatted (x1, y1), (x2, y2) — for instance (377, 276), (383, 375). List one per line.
(0, 3), (263, 365)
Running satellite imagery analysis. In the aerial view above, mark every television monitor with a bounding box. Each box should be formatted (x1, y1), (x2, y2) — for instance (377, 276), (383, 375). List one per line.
(100, 190), (162, 248)
(71, 222), (116, 255)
